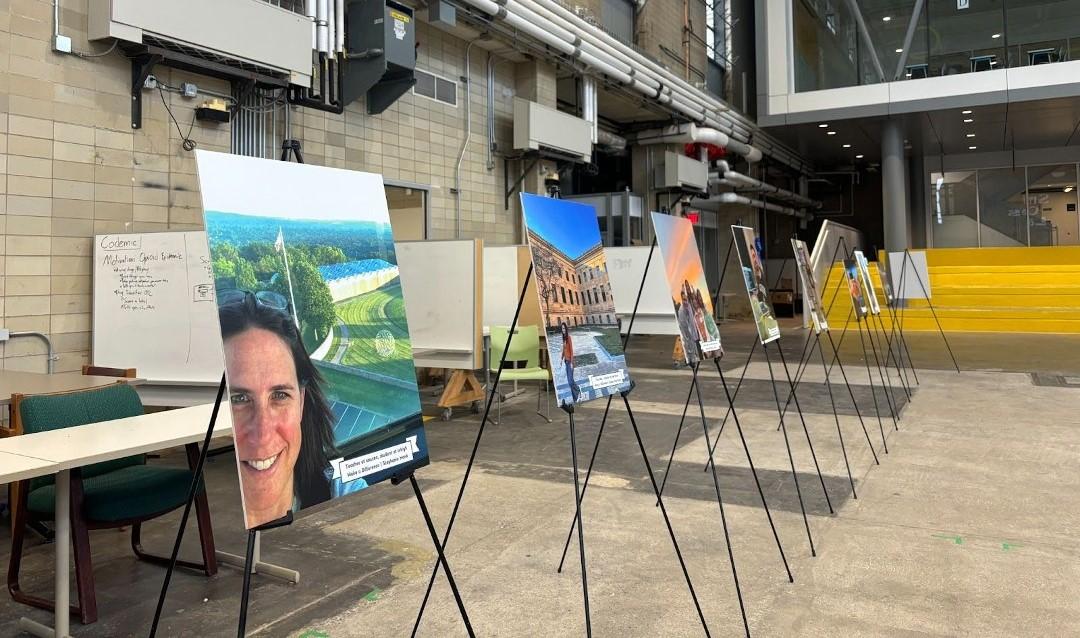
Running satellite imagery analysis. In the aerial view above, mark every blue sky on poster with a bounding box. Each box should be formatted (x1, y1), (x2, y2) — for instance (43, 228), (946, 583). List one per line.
(195, 150), (390, 223)
(521, 193), (601, 260)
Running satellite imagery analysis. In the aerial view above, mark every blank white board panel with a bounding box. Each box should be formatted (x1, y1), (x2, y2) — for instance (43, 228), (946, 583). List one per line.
(606, 246), (679, 335)
(889, 250), (932, 299)
(92, 231), (222, 383)
(396, 239), (483, 369)
(482, 245), (521, 329)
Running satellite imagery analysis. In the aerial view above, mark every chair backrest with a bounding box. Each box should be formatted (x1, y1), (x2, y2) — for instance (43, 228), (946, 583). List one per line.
(490, 325), (543, 370)
(16, 383), (147, 487)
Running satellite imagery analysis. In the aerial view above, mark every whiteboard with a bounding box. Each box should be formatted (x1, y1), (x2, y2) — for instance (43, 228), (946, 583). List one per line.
(483, 245), (521, 328)
(810, 219), (864, 320)
(396, 239), (482, 369)
(606, 246), (679, 335)
(92, 232), (223, 383)
(889, 250), (932, 299)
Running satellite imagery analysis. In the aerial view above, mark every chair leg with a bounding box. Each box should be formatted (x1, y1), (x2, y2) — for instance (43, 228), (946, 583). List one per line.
(535, 381), (552, 423)
(8, 482), (84, 621)
(192, 490), (218, 576)
(70, 477), (98, 624)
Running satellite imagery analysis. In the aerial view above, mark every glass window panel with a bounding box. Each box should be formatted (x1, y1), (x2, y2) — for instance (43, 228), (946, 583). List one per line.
(930, 171), (979, 248)
(978, 167), (1028, 246)
(1027, 164), (1079, 246)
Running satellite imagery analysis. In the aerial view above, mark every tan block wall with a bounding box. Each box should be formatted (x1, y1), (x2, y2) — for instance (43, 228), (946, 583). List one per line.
(0, 0), (545, 374)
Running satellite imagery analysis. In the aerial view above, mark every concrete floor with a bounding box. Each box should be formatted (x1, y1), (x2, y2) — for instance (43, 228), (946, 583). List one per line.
(2, 318), (1079, 637)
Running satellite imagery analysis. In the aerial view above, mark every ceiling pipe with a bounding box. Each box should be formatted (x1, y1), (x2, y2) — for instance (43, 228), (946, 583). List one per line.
(451, 0), (808, 172)
(690, 192), (807, 219)
(709, 170), (821, 208)
(631, 123), (764, 163)
(597, 129), (627, 152)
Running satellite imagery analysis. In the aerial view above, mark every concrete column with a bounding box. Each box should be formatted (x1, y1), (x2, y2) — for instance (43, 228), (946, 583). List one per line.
(882, 119), (911, 251)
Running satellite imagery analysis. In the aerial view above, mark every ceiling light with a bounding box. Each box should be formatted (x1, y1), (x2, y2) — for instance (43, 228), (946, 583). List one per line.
(827, 130), (837, 135)
(966, 133), (975, 138)
(842, 144), (851, 148)
(968, 146), (978, 150)
(819, 123), (829, 128)
(882, 16), (892, 21)
(992, 33), (1001, 39)
(1065, 186), (1075, 193)
(964, 118), (974, 123)
(962, 109), (972, 114)
(895, 48), (903, 53)
(855, 154), (864, 159)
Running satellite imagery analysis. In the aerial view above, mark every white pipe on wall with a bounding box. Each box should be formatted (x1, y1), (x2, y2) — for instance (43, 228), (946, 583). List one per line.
(306, 0), (317, 49)
(316, 0), (329, 54)
(713, 170), (820, 208)
(335, 0), (345, 53)
(326, 0), (336, 58)
(691, 192), (806, 218)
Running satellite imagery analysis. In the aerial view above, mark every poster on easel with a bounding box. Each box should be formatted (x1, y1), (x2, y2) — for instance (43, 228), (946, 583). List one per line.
(792, 238), (829, 334)
(732, 225), (781, 344)
(521, 193), (632, 408)
(853, 250), (881, 315)
(878, 253), (895, 306)
(843, 258), (869, 320)
(196, 150), (428, 529)
(651, 212), (723, 364)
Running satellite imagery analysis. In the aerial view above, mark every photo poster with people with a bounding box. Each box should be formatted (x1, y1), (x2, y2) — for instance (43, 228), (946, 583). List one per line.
(651, 212), (723, 364)
(843, 258), (869, 320)
(791, 238), (829, 334)
(520, 193), (633, 408)
(853, 250), (882, 315)
(195, 150), (429, 530)
(732, 225), (781, 345)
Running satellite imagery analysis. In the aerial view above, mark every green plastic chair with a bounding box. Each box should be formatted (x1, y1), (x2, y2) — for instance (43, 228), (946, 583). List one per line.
(488, 325), (552, 424)
(7, 383), (217, 625)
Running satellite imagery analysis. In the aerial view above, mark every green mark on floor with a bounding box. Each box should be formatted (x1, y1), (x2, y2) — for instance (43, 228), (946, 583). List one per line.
(299, 631), (329, 638)
(933, 533), (963, 545)
(363, 588), (382, 602)
(1002, 542), (1022, 552)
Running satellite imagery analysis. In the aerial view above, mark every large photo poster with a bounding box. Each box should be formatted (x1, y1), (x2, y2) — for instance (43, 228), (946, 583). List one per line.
(521, 193), (632, 408)
(732, 225), (781, 344)
(196, 150), (428, 529)
(651, 212), (722, 364)
(844, 258), (869, 320)
(853, 250), (882, 315)
(792, 238), (829, 334)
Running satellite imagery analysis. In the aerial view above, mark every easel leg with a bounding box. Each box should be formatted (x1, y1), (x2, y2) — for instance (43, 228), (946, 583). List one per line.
(869, 316), (907, 415)
(567, 410), (593, 638)
(815, 334), (856, 499)
(621, 394), (713, 637)
(413, 265), (534, 634)
(773, 344), (834, 514)
(713, 359), (793, 582)
(855, 321), (890, 453)
(409, 475), (475, 637)
(150, 375), (226, 637)
(863, 319), (901, 429)
(700, 339), (759, 473)
(557, 396), (612, 572)
(760, 346), (817, 556)
(775, 329), (818, 431)
(907, 249), (960, 373)
(656, 364), (699, 504)
(690, 364), (751, 637)
(824, 331), (880, 464)
(236, 530), (257, 638)
(874, 313), (911, 400)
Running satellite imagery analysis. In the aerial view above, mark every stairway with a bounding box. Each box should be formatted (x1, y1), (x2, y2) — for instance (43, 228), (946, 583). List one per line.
(821, 246), (1080, 334)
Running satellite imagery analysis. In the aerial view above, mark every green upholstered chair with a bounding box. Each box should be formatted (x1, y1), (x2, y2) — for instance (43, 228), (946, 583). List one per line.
(6, 383), (217, 625)
(488, 325), (552, 424)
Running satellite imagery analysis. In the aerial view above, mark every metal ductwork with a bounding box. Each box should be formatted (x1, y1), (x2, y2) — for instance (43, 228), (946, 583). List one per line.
(448, 0), (809, 173)
(690, 192), (807, 219)
(708, 167), (821, 209)
(596, 129), (627, 152)
(343, 0), (417, 113)
(632, 123), (764, 163)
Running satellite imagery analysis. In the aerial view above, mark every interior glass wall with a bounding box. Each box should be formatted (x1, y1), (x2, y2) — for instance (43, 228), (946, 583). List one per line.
(793, 0), (1080, 91)
(930, 163), (1080, 247)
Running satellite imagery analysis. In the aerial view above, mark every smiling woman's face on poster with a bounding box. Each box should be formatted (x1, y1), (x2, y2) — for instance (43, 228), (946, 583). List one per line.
(224, 325), (306, 528)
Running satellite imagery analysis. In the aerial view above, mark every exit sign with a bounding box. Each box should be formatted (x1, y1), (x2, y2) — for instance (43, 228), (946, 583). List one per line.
(686, 211), (700, 225)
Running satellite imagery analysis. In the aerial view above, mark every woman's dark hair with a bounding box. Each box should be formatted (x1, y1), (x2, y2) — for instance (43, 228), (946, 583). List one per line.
(219, 295), (337, 509)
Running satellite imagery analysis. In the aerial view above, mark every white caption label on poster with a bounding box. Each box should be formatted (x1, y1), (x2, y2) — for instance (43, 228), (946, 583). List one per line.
(330, 436), (421, 483)
(589, 370), (626, 390)
(699, 339), (722, 353)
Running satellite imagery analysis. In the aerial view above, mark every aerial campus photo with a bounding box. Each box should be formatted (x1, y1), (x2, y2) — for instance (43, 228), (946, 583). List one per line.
(204, 210), (423, 458)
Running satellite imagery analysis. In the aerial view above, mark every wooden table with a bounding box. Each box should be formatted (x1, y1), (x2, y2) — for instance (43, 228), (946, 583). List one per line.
(0, 403), (231, 638)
